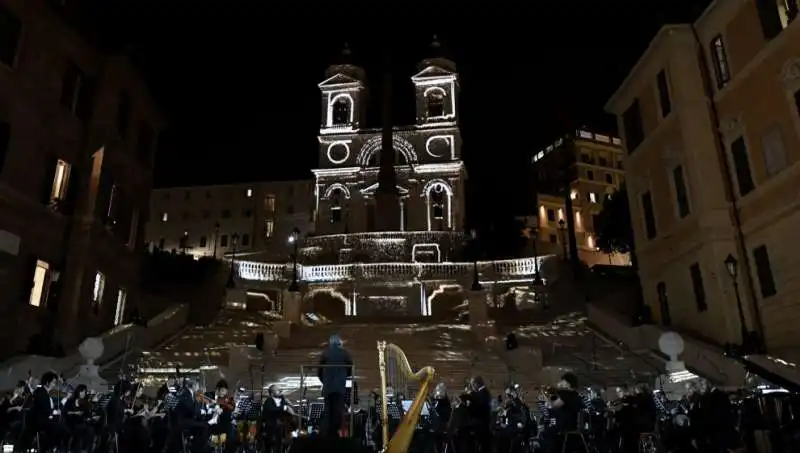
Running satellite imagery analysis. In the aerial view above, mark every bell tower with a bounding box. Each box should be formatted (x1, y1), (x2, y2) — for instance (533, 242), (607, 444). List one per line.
(412, 36), (458, 128)
(318, 44), (367, 136)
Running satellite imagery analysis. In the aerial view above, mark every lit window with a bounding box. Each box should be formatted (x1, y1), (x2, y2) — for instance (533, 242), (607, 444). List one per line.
(161, 212), (168, 222)
(114, 288), (127, 326)
(264, 220), (274, 238)
(589, 192), (598, 203)
(570, 190), (578, 200)
(265, 195), (275, 212)
(29, 260), (51, 307)
(92, 271), (106, 307)
(50, 159), (71, 202)
(246, 188), (253, 198)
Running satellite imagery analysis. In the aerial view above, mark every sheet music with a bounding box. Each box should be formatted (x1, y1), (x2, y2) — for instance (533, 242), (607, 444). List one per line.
(401, 400), (429, 416)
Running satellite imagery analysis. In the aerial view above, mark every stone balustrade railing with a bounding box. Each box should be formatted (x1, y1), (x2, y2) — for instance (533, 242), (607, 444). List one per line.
(237, 256), (554, 284)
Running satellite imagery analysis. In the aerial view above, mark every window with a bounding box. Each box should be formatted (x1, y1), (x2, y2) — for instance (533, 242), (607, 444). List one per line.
(622, 100), (644, 153)
(241, 234), (250, 246)
(641, 191), (657, 239)
(795, 89), (800, 117)
(136, 123), (154, 164)
(426, 91), (445, 117)
(220, 235), (228, 247)
(689, 263), (708, 312)
(246, 188), (253, 198)
(598, 157), (608, 166)
(60, 63), (83, 114)
(199, 236), (207, 247)
(656, 282), (671, 326)
(332, 97), (351, 125)
(117, 92), (131, 139)
(589, 192), (598, 203)
(753, 245), (777, 298)
(587, 170), (594, 180)
(730, 137), (755, 196)
(0, 5), (21, 67)
(754, 0), (795, 39)
(264, 195), (275, 212)
(48, 159), (71, 203)
(264, 220), (274, 238)
(656, 70), (672, 117)
(114, 289), (126, 326)
(161, 212), (168, 222)
(92, 271), (106, 310)
(570, 190), (578, 200)
(0, 120), (10, 173)
(28, 260), (51, 307)
(605, 173), (613, 184)
(672, 165), (691, 218)
(221, 209), (231, 219)
(331, 206), (342, 223)
(546, 209), (555, 222)
(710, 36), (731, 88)
(761, 125), (788, 177)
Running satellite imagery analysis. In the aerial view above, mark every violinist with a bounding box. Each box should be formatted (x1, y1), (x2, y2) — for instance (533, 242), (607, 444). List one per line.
(157, 375), (178, 401)
(542, 372), (583, 453)
(63, 384), (95, 452)
(209, 380), (237, 453)
(121, 383), (151, 453)
(0, 381), (30, 443)
(25, 371), (68, 451)
(494, 383), (532, 453)
(172, 380), (209, 453)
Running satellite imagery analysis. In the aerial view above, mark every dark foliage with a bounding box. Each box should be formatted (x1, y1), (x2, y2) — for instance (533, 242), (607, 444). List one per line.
(594, 185), (634, 255)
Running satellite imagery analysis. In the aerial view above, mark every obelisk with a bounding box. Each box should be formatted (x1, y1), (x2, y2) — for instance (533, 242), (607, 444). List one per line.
(375, 48), (400, 231)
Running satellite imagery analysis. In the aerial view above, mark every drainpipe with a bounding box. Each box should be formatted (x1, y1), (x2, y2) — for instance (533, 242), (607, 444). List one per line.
(689, 26), (765, 352)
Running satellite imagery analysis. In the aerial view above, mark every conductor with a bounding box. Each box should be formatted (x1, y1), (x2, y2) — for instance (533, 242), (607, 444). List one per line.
(318, 334), (353, 438)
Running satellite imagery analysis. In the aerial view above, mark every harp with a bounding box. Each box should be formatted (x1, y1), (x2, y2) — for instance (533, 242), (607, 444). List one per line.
(377, 340), (435, 453)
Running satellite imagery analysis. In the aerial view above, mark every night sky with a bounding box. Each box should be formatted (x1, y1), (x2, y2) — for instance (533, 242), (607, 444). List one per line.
(80, 0), (709, 251)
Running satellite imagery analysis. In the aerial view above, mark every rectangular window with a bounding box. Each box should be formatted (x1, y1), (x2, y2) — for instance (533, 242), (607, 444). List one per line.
(710, 36), (731, 88)
(546, 209), (555, 222)
(220, 235), (228, 247)
(761, 125), (788, 177)
(50, 159), (71, 202)
(689, 263), (708, 312)
(60, 63), (83, 114)
(730, 137), (755, 196)
(199, 236), (207, 247)
(622, 99), (644, 153)
(755, 0), (786, 39)
(92, 271), (106, 311)
(161, 212), (168, 222)
(264, 195), (275, 212)
(656, 70), (672, 117)
(753, 245), (777, 298)
(0, 5), (21, 67)
(656, 282), (671, 326)
(672, 165), (691, 218)
(28, 260), (51, 307)
(641, 191), (657, 239)
(264, 220), (274, 238)
(114, 288), (126, 326)
(241, 233), (250, 246)
(0, 120), (10, 174)
(589, 192), (598, 203)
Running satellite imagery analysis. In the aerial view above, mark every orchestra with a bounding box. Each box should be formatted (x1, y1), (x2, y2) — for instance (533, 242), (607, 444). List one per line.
(1, 369), (799, 453)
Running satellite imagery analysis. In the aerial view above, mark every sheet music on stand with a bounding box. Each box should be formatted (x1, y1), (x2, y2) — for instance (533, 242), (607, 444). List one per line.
(97, 393), (113, 409)
(309, 402), (325, 422)
(377, 401), (403, 420)
(400, 400), (430, 417)
(234, 398), (260, 421)
(165, 393), (180, 410)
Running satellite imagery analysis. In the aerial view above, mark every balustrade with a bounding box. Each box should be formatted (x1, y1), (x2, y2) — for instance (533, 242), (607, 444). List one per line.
(236, 256), (551, 285)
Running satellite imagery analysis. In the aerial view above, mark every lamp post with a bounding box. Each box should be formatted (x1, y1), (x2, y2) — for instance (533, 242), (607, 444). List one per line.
(558, 218), (567, 258)
(212, 222), (220, 259)
(225, 233), (239, 289)
(724, 254), (751, 353)
(469, 229), (482, 291)
(288, 227), (301, 292)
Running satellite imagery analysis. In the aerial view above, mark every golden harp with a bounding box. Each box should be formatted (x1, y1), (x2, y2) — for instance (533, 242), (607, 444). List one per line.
(377, 340), (435, 453)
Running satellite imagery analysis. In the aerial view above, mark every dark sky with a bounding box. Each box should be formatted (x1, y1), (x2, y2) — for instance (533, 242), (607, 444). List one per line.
(83, 0), (709, 247)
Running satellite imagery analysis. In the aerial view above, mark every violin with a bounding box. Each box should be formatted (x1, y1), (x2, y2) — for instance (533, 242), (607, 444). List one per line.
(217, 394), (235, 412)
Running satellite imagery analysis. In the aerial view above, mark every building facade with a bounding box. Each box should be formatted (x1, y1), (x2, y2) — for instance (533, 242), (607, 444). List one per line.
(0, 0), (164, 356)
(145, 180), (314, 261)
(313, 55), (466, 236)
(527, 130), (629, 266)
(605, 0), (800, 352)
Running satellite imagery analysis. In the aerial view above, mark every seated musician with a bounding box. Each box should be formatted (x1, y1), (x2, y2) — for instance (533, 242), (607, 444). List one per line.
(494, 383), (532, 453)
(542, 372), (583, 453)
(157, 375), (178, 401)
(1, 381), (30, 442)
(209, 380), (237, 453)
(24, 371), (68, 451)
(121, 382), (154, 453)
(260, 385), (295, 448)
(172, 380), (209, 453)
(63, 384), (95, 451)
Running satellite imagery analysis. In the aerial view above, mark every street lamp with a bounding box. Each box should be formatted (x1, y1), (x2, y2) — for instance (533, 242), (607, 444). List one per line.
(558, 218), (567, 258)
(225, 233), (239, 289)
(212, 222), (220, 259)
(288, 227), (301, 292)
(724, 253), (751, 353)
(469, 229), (482, 291)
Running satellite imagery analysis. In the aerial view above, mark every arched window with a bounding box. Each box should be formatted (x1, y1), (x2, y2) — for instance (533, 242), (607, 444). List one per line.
(332, 97), (351, 125)
(330, 189), (343, 223)
(431, 185), (445, 222)
(426, 91), (445, 117)
(367, 153), (379, 167)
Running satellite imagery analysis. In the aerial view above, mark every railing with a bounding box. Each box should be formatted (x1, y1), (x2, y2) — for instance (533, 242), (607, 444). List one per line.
(237, 256), (554, 284)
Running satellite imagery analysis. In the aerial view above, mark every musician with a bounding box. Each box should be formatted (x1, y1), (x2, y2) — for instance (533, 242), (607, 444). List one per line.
(209, 380), (237, 453)
(157, 375), (178, 401)
(63, 384), (95, 451)
(494, 384), (532, 453)
(456, 376), (492, 453)
(120, 382), (153, 453)
(541, 372), (583, 453)
(0, 381), (30, 442)
(25, 371), (68, 451)
(317, 333), (352, 438)
(172, 379), (209, 453)
(260, 384), (295, 452)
